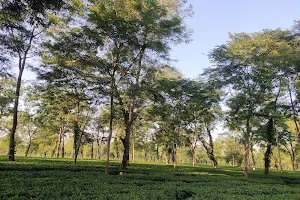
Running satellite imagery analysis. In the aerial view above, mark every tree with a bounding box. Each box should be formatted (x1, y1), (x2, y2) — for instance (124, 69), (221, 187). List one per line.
(283, 120), (300, 171)
(207, 28), (300, 176)
(0, 0), (64, 161)
(41, 0), (191, 174)
(185, 79), (221, 167)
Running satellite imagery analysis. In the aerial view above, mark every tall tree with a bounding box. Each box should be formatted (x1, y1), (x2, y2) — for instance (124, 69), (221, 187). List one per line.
(207, 28), (300, 176)
(0, 0), (64, 161)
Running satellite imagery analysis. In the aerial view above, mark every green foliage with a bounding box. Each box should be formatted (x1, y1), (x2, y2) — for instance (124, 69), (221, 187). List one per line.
(0, 156), (300, 199)
(0, 77), (14, 122)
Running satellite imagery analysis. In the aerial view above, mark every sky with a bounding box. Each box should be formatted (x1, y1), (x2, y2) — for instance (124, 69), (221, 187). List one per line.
(23, 1), (300, 79)
(171, 0), (300, 79)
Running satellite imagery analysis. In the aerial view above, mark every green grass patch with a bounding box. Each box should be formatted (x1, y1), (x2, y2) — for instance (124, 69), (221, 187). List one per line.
(0, 156), (299, 199)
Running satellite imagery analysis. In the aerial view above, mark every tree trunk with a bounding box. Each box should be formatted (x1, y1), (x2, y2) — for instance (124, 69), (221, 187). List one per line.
(192, 147), (195, 166)
(291, 159), (295, 172)
(91, 141), (94, 160)
(291, 156), (295, 172)
(56, 128), (62, 158)
(90, 133), (94, 160)
(74, 102), (80, 164)
(62, 132), (65, 158)
(264, 118), (274, 175)
(132, 133), (135, 163)
(208, 132), (217, 167)
(57, 125), (64, 158)
(173, 143), (177, 168)
(232, 155), (235, 167)
(51, 140), (58, 158)
(156, 146), (159, 162)
(250, 144), (256, 170)
(288, 85), (300, 138)
(8, 29), (34, 161)
(290, 143), (296, 172)
(144, 147), (147, 161)
(264, 143), (272, 175)
(105, 90), (114, 175)
(115, 138), (119, 159)
(200, 130), (218, 168)
(25, 137), (32, 157)
(244, 142), (250, 176)
(121, 124), (131, 169)
(120, 49), (144, 170)
(166, 150), (170, 164)
(8, 65), (24, 161)
(275, 127), (282, 172)
(243, 117), (251, 177)
(97, 137), (101, 159)
(81, 148), (83, 159)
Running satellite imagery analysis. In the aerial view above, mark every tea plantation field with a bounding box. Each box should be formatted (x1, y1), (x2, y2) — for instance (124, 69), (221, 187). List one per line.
(0, 156), (299, 199)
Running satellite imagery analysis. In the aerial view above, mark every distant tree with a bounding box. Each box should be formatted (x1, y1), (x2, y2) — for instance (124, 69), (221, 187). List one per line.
(185, 79), (221, 167)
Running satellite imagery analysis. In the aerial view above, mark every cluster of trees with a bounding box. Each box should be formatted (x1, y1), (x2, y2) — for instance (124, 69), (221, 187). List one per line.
(0, 0), (300, 177)
(207, 27), (300, 176)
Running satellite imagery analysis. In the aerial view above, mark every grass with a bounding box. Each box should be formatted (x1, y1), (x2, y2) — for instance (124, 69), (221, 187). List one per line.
(0, 156), (299, 199)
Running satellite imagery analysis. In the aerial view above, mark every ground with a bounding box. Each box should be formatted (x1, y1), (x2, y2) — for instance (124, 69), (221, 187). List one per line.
(0, 156), (299, 200)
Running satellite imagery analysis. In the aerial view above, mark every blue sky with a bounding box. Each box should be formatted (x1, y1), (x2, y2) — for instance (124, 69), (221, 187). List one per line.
(23, 0), (300, 80)
(171, 0), (300, 78)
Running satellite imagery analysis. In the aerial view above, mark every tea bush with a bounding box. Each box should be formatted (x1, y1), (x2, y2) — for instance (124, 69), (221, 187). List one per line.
(0, 156), (299, 199)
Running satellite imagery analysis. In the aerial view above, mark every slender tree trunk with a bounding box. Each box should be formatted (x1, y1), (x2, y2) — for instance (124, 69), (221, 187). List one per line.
(250, 144), (256, 170)
(91, 141), (94, 160)
(115, 139), (119, 159)
(156, 146), (159, 162)
(25, 137), (32, 157)
(51, 140), (58, 158)
(74, 102), (80, 164)
(105, 88), (114, 175)
(244, 117), (251, 177)
(288, 85), (300, 138)
(144, 147), (147, 161)
(291, 156), (295, 172)
(132, 133), (135, 163)
(275, 127), (282, 172)
(244, 142), (250, 176)
(97, 137), (101, 160)
(192, 146), (195, 166)
(8, 65), (24, 161)
(8, 29), (34, 161)
(290, 143), (296, 172)
(232, 155), (235, 167)
(56, 128), (62, 158)
(62, 133), (65, 158)
(173, 143), (177, 168)
(90, 133), (94, 160)
(166, 150), (170, 164)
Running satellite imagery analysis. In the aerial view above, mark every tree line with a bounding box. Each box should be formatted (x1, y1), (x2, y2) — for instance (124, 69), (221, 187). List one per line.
(0, 0), (299, 177)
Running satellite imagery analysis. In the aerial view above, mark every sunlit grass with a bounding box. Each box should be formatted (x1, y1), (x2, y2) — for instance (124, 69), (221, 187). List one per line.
(0, 156), (299, 199)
